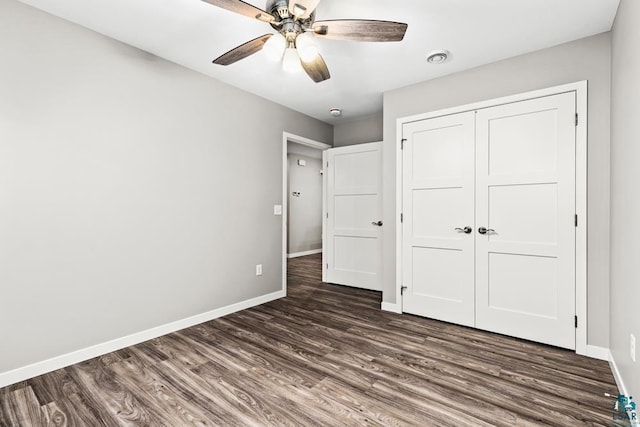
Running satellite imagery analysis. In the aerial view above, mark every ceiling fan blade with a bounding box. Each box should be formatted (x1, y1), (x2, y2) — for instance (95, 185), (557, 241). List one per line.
(312, 20), (408, 42)
(301, 53), (330, 83)
(202, 0), (275, 23)
(213, 34), (273, 65)
(288, 0), (321, 19)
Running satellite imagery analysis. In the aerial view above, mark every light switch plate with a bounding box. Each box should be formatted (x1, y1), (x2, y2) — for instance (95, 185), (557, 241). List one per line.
(274, 204), (283, 215)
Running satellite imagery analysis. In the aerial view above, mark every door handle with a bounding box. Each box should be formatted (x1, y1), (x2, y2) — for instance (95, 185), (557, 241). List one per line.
(371, 221), (383, 226)
(455, 226), (472, 234)
(478, 227), (495, 235)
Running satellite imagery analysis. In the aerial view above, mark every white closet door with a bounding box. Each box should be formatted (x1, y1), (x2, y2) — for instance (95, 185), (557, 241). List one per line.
(402, 112), (476, 326)
(325, 142), (382, 290)
(475, 92), (576, 349)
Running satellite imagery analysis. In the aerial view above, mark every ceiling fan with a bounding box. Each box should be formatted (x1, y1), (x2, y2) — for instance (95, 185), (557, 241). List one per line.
(203, 0), (408, 83)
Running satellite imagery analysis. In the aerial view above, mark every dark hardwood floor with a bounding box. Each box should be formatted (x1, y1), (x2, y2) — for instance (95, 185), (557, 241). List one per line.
(1, 253), (620, 426)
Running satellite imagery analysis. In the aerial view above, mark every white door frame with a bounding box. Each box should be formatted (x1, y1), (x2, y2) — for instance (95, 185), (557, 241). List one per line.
(395, 81), (588, 356)
(282, 132), (331, 294)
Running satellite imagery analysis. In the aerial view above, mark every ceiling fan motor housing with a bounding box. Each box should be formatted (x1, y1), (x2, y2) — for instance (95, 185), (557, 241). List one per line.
(267, 0), (315, 31)
(282, 21), (303, 43)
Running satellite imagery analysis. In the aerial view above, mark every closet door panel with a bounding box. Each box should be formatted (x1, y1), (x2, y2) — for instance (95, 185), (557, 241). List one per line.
(401, 112), (476, 326)
(475, 92), (576, 350)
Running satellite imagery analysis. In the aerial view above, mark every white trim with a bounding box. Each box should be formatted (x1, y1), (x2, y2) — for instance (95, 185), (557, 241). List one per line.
(287, 249), (322, 258)
(0, 290), (284, 388)
(610, 351), (629, 396)
(585, 345), (610, 361)
(399, 81), (588, 124)
(610, 353), (639, 426)
(394, 118), (404, 311)
(396, 81), (589, 356)
(282, 132), (331, 295)
(322, 149), (328, 282)
(574, 80), (588, 356)
(284, 132), (331, 151)
(381, 302), (402, 314)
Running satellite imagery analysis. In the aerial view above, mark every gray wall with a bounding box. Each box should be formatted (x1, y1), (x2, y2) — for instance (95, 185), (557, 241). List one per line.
(383, 33), (612, 348)
(0, 0), (332, 375)
(610, 0), (640, 398)
(333, 113), (383, 147)
(287, 154), (323, 255)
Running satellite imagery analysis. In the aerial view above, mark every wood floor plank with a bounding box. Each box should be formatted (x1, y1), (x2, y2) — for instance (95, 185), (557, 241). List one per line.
(183, 325), (326, 389)
(342, 320), (614, 412)
(0, 253), (620, 426)
(27, 369), (92, 427)
(41, 402), (68, 427)
(374, 351), (610, 426)
(68, 359), (164, 426)
(390, 316), (613, 379)
(61, 392), (110, 427)
(194, 364), (313, 426)
(2, 387), (44, 427)
(108, 357), (207, 425)
(245, 366), (370, 426)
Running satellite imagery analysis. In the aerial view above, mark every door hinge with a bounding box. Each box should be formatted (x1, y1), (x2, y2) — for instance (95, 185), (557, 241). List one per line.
(401, 285), (407, 295)
(401, 138), (407, 149)
(400, 213), (403, 223)
(575, 315), (578, 328)
(575, 113), (579, 127)
(575, 214), (578, 227)
(326, 263), (328, 269)
(326, 212), (329, 219)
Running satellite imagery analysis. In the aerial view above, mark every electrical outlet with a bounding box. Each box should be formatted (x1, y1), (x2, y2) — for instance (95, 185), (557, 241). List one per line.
(631, 334), (636, 363)
(256, 264), (263, 276)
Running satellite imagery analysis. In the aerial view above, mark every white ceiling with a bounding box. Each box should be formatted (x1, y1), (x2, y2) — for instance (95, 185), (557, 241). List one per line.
(20, 0), (619, 124)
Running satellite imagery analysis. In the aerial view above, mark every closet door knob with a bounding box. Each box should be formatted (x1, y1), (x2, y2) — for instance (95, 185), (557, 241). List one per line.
(454, 226), (472, 234)
(478, 227), (495, 235)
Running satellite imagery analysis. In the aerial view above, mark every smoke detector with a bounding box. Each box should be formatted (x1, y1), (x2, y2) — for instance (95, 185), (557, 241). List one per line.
(329, 108), (342, 117)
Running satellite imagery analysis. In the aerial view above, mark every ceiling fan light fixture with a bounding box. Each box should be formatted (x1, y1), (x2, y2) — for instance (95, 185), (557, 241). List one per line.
(282, 47), (302, 73)
(263, 33), (286, 61)
(295, 32), (319, 63)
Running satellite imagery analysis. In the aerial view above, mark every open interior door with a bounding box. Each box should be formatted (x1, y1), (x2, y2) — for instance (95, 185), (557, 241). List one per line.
(324, 142), (382, 291)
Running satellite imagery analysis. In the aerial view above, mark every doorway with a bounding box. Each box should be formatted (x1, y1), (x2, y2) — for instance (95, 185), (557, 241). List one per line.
(281, 132), (331, 294)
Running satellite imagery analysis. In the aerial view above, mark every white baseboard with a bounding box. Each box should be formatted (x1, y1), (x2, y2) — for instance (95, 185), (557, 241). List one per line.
(0, 290), (285, 389)
(609, 351), (628, 397)
(381, 302), (402, 314)
(287, 249), (322, 258)
(609, 352), (638, 424)
(585, 345), (610, 361)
